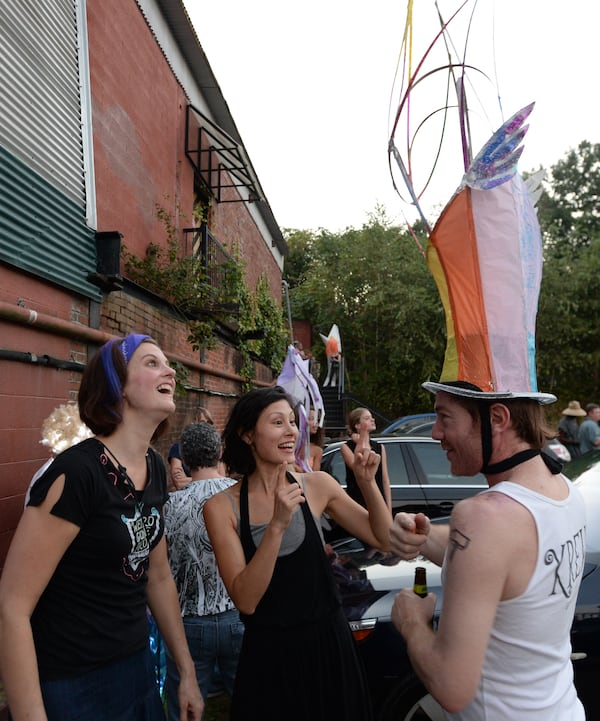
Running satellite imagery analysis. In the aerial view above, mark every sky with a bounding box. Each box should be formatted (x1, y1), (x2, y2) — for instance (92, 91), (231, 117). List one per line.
(183, 0), (599, 232)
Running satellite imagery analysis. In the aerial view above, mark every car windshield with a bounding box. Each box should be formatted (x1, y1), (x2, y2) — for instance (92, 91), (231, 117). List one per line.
(324, 439), (485, 487)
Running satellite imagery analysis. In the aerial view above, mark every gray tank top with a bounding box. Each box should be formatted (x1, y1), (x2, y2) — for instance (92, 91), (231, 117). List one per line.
(224, 475), (325, 556)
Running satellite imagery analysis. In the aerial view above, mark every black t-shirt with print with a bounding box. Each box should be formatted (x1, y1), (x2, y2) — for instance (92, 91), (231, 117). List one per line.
(27, 438), (168, 679)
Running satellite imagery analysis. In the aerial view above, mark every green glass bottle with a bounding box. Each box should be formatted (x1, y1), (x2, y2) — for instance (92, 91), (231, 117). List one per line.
(413, 566), (428, 598)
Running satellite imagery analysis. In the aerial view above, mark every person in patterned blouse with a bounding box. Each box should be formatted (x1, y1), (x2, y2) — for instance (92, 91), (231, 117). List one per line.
(164, 422), (243, 719)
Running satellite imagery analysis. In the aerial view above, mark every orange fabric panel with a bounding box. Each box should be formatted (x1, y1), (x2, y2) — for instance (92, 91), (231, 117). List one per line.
(428, 188), (494, 391)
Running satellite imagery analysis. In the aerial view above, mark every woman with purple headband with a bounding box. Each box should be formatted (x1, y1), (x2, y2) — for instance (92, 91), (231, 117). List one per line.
(0, 334), (204, 721)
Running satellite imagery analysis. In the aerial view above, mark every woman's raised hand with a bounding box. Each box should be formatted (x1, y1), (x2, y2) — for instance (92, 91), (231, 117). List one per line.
(271, 463), (305, 530)
(353, 426), (380, 483)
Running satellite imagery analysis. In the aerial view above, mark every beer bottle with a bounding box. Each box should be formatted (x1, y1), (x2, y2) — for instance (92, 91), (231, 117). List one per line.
(413, 566), (428, 598)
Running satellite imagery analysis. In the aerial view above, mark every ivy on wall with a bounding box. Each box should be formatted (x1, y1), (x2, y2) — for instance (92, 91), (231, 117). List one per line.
(122, 205), (287, 386)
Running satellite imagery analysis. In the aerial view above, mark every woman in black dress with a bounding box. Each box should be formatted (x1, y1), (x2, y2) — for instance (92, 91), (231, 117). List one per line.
(204, 386), (391, 721)
(341, 407), (392, 513)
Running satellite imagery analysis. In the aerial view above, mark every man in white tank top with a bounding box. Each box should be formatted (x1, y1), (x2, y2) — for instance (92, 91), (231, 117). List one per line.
(390, 380), (586, 721)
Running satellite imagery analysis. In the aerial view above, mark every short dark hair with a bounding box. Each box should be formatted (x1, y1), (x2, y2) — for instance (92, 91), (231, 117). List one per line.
(180, 422), (222, 470)
(586, 403), (600, 414)
(222, 386), (294, 475)
(78, 337), (169, 440)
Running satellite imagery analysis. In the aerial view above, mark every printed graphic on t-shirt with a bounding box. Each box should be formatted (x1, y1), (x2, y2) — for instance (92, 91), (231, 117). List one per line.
(545, 525), (586, 598)
(121, 506), (161, 580)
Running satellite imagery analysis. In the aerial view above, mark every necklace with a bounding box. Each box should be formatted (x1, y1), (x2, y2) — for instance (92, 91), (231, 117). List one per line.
(102, 443), (128, 478)
(102, 443), (148, 500)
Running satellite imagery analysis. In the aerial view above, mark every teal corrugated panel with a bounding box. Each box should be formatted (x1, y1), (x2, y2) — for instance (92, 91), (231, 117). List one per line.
(0, 145), (101, 300)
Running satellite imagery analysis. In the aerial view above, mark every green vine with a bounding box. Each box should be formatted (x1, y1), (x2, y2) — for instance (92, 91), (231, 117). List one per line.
(122, 205), (287, 387)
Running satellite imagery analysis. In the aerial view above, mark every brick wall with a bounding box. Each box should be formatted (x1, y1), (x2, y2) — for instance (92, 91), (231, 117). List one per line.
(0, 270), (89, 570)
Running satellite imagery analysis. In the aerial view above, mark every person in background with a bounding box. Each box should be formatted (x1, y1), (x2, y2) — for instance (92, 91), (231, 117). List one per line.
(308, 407), (325, 471)
(391, 381), (585, 720)
(578, 402), (600, 455)
(292, 339), (308, 360)
(0, 333), (204, 721)
(557, 400), (586, 459)
(203, 386), (392, 721)
(341, 408), (392, 514)
(168, 406), (214, 491)
(164, 422), (243, 719)
(323, 334), (341, 387)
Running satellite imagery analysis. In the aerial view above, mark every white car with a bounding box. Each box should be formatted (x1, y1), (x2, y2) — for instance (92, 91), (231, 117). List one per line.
(572, 453), (600, 562)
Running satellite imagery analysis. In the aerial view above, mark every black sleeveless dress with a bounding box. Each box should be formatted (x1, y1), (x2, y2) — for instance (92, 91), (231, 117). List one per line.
(345, 439), (385, 508)
(230, 473), (373, 721)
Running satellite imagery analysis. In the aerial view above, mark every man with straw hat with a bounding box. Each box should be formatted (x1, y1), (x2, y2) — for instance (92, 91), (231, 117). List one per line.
(558, 400), (587, 459)
(388, 106), (586, 719)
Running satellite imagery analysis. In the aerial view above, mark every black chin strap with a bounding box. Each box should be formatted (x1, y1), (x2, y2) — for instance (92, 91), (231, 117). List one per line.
(479, 403), (493, 471)
(479, 404), (563, 476)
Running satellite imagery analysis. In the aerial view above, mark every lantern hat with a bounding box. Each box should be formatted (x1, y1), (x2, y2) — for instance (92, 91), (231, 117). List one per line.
(421, 104), (555, 407)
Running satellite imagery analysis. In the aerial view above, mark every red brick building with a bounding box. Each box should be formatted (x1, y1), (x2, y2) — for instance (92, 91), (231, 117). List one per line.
(0, 0), (287, 570)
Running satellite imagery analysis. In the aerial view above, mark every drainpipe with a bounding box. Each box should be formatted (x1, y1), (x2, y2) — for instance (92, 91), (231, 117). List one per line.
(281, 280), (294, 344)
(0, 349), (85, 372)
(0, 301), (271, 386)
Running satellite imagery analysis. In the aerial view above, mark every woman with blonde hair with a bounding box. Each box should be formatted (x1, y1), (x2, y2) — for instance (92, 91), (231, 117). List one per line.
(341, 407), (392, 514)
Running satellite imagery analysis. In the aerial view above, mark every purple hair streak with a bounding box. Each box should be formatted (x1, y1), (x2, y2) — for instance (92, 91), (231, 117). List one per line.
(100, 333), (152, 404)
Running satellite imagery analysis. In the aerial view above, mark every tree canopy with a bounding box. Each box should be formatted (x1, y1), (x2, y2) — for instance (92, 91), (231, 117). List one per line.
(284, 143), (600, 426)
(284, 208), (444, 420)
(536, 141), (600, 412)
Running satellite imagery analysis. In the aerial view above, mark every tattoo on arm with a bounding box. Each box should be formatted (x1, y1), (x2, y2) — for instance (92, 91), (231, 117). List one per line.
(449, 528), (470, 561)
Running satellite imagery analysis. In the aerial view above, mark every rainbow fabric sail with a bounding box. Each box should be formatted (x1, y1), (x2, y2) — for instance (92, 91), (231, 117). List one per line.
(426, 104), (544, 394)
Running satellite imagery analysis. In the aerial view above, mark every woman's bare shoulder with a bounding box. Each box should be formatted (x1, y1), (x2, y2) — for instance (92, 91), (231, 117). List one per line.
(205, 481), (240, 509)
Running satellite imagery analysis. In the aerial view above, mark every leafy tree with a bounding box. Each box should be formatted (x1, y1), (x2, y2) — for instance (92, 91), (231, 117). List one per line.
(282, 229), (319, 289)
(537, 141), (600, 253)
(285, 144), (600, 425)
(538, 236), (600, 413)
(285, 209), (444, 419)
(535, 142), (600, 415)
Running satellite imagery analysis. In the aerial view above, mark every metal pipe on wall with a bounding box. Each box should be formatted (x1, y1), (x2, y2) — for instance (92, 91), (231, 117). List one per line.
(0, 300), (270, 386)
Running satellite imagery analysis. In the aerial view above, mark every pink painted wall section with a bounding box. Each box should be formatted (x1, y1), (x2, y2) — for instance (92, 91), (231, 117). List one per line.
(87, 0), (282, 297)
(87, 0), (193, 255)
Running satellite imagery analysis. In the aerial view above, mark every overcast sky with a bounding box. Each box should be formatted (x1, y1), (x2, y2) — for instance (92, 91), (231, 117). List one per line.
(183, 0), (598, 232)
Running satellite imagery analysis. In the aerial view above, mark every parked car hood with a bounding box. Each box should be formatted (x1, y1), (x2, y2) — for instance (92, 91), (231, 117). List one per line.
(331, 535), (600, 624)
(331, 537), (444, 622)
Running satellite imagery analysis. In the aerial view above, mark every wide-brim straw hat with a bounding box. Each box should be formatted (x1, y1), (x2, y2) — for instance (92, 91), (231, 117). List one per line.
(562, 400), (586, 416)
